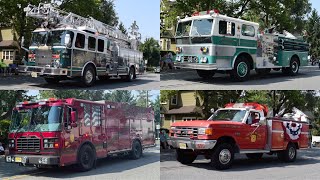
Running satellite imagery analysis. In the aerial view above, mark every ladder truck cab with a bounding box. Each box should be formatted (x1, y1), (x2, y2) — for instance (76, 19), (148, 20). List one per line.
(19, 3), (144, 86)
(5, 98), (155, 171)
(174, 10), (309, 81)
(168, 102), (310, 170)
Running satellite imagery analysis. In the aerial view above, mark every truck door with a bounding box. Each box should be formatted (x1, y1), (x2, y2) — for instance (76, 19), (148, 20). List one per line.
(60, 106), (80, 165)
(242, 111), (267, 149)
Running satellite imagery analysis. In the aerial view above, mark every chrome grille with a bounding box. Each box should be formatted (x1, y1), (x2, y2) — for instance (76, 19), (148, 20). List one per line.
(17, 136), (40, 150)
(35, 49), (52, 66)
(174, 127), (198, 137)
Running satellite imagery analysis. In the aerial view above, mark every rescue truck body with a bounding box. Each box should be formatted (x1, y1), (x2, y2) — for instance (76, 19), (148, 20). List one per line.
(168, 103), (310, 169)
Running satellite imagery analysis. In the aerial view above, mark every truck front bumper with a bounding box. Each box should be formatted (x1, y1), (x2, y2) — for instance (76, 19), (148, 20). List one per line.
(167, 138), (217, 150)
(18, 65), (68, 76)
(175, 62), (218, 70)
(5, 154), (60, 166)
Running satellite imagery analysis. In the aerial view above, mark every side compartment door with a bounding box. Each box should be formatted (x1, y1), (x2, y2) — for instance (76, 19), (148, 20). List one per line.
(106, 103), (119, 152)
(91, 105), (106, 157)
(118, 104), (131, 150)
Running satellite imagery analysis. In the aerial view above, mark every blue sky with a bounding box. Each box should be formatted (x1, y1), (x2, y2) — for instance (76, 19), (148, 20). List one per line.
(114, 0), (160, 41)
(311, 0), (320, 13)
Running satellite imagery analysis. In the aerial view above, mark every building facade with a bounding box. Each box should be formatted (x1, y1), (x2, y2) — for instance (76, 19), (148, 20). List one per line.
(0, 27), (20, 65)
(161, 90), (205, 129)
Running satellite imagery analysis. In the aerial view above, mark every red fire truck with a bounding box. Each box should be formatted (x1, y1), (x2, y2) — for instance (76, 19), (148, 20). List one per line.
(168, 103), (310, 170)
(5, 98), (155, 171)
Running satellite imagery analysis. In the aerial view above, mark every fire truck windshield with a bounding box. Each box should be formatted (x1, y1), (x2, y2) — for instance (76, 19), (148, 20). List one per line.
(176, 21), (192, 37)
(10, 106), (63, 133)
(176, 19), (213, 37)
(47, 30), (74, 47)
(30, 30), (74, 47)
(30, 31), (48, 46)
(208, 109), (247, 122)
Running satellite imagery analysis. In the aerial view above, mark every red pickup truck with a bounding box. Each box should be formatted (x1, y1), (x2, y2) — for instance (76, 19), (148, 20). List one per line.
(168, 103), (310, 170)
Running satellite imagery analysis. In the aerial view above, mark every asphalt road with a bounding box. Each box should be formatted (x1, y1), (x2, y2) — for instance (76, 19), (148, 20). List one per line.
(160, 66), (320, 90)
(0, 72), (160, 90)
(160, 147), (320, 180)
(0, 147), (160, 180)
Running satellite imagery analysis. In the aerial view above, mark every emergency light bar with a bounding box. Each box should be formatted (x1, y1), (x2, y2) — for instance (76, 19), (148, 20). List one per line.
(192, 9), (220, 16)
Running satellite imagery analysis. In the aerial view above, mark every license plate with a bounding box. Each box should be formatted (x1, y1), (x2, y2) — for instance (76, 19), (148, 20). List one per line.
(15, 157), (22, 163)
(31, 72), (38, 78)
(179, 143), (187, 149)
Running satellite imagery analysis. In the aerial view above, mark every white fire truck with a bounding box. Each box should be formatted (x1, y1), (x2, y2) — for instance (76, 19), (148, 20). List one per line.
(18, 3), (144, 86)
(174, 10), (309, 81)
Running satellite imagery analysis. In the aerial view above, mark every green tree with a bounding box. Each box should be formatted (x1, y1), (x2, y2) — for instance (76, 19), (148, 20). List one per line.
(108, 90), (136, 105)
(0, 90), (28, 120)
(39, 90), (107, 101)
(139, 38), (160, 67)
(151, 95), (160, 125)
(118, 22), (127, 35)
(136, 90), (152, 107)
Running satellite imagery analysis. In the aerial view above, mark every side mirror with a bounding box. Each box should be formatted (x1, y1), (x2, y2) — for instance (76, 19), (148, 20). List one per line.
(210, 108), (215, 113)
(64, 34), (71, 47)
(71, 111), (76, 123)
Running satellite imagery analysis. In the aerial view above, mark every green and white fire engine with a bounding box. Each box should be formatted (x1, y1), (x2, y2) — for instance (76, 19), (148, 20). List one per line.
(19, 3), (144, 86)
(174, 10), (309, 81)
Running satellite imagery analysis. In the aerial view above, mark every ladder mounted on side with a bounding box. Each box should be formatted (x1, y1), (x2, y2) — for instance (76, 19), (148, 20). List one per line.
(24, 3), (140, 47)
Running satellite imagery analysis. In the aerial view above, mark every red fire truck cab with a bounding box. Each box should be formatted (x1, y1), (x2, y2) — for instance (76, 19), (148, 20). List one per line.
(168, 103), (310, 170)
(5, 98), (155, 171)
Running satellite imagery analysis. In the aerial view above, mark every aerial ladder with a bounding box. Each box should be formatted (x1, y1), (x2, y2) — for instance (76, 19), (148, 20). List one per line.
(23, 3), (141, 50)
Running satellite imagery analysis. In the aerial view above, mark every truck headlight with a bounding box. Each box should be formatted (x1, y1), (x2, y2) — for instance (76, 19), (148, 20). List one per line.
(43, 138), (59, 149)
(9, 139), (15, 148)
(198, 128), (212, 135)
(6, 156), (11, 162)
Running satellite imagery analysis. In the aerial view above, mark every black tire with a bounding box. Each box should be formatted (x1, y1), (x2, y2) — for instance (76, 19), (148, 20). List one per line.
(126, 67), (135, 82)
(44, 78), (60, 84)
(130, 140), (142, 160)
(284, 57), (300, 76)
(231, 56), (250, 82)
(196, 70), (215, 79)
(210, 143), (234, 170)
(281, 143), (297, 162)
(255, 68), (271, 75)
(77, 144), (95, 172)
(81, 66), (96, 87)
(176, 149), (197, 164)
(246, 153), (263, 160)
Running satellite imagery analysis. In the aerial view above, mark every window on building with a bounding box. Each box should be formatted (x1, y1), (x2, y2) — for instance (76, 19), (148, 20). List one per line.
(171, 95), (177, 105)
(171, 115), (176, 124)
(242, 24), (255, 37)
(88, 36), (96, 51)
(98, 39), (105, 52)
(2, 50), (14, 60)
(75, 33), (85, 49)
(182, 117), (197, 121)
(166, 40), (171, 51)
(219, 21), (235, 36)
